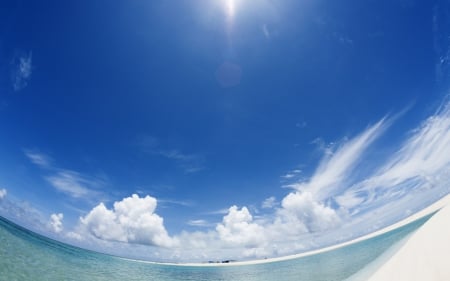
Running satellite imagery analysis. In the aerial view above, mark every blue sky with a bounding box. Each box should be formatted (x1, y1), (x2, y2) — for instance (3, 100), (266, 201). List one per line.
(1, 0), (450, 262)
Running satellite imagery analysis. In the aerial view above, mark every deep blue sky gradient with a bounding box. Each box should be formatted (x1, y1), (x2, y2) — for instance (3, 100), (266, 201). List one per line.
(1, 0), (449, 260)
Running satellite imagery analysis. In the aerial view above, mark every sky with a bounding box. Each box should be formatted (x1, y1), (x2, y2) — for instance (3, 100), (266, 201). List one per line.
(1, 0), (450, 262)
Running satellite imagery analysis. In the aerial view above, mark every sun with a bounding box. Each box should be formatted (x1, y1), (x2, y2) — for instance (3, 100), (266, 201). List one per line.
(221, 0), (241, 20)
(225, 0), (236, 18)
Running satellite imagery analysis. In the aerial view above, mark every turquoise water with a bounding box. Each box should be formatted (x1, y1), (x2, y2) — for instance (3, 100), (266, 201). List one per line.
(0, 214), (432, 281)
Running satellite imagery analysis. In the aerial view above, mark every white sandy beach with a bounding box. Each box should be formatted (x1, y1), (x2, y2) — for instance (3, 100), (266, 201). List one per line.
(366, 196), (450, 281)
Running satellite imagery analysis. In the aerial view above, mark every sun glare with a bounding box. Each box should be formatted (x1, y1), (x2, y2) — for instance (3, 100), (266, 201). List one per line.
(227, 0), (235, 17)
(224, 0), (236, 18)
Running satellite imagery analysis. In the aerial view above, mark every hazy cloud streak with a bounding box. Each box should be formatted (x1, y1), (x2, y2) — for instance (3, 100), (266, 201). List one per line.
(0, 188), (7, 199)
(12, 52), (33, 91)
(25, 151), (105, 200)
(24, 150), (52, 169)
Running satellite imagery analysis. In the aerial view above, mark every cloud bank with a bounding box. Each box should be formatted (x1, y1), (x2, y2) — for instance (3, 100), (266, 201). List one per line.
(60, 98), (450, 262)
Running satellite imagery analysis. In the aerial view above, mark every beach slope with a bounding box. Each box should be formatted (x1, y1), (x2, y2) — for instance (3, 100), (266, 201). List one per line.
(367, 203), (450, 281)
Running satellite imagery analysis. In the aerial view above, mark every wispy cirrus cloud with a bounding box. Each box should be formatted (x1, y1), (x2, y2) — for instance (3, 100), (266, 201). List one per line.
(262, 24), (270, 39)
(433, 4), (450, 85)
(158, 198), (195, 208)
(45, 171), (102, 199)
(137, 135), (205, 173)
(295, 118), (388, 201)
(203, 208), (230, 215)
(337, 98), (450, 213)
(24, 150), (52, 169)
(11, 51), (33, 91)
(281, 169), (302, 180)
(186, 219), (212, 227)
(24, 150), (105, 200)
(159, 150), (205, 173)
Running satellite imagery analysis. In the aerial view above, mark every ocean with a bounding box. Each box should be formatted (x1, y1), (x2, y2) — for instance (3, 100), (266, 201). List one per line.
(0, 214), (432, 281)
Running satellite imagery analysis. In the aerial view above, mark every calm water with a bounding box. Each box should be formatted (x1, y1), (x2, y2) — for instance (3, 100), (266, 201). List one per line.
(0, 214), (432, 281)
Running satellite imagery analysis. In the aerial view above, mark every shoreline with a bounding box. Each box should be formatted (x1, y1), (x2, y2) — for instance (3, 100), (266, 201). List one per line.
(364, 195), (450, 280)
(121, 194), (450, 267)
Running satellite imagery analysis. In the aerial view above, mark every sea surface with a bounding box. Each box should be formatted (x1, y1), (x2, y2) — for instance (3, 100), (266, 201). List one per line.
(0, 214), (432, 281)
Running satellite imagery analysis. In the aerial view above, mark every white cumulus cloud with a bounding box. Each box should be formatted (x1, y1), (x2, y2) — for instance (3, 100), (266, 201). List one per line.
(50, 213), (64, 233)
(216, 206), (266, 247)
(80, 194), (177, 248)
(280, 191), (341, 233)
